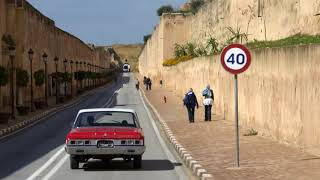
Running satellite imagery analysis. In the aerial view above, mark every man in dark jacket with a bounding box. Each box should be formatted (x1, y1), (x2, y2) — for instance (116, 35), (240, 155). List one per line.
(183, 88), (199, 123)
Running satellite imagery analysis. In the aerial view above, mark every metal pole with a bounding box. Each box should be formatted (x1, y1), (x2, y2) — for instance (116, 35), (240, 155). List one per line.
(10, 56), (15, 120)
(64, 63), (67, 96)
(234, 74), (240, 167)
(55, 63), (58, 104)
(70, 63), (73, 97)
(30, 60), (34, 112)
(44, 62), (48, 106)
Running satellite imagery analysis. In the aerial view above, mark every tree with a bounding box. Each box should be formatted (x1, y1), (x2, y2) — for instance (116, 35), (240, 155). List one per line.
(0, 66), (9, 87)
(34, 70), (45, 86)
(157, 5), (174, 16)
(190, 0), (205, 14)
(16, 69), (29, 87)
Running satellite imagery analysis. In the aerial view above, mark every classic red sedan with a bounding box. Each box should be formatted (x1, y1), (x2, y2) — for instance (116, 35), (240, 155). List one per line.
(65, 108), (145, 169)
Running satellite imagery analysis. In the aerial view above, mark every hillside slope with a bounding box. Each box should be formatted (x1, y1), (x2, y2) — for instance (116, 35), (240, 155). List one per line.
(112, 44), (144, 72)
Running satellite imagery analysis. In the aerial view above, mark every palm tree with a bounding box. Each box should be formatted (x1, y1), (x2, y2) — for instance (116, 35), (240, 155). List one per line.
(226, 26), (249, 44)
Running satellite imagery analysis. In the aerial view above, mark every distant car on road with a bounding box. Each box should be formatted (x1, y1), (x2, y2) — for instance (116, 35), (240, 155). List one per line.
(65, 108), (145, 169)
(123, 63), (130, 72)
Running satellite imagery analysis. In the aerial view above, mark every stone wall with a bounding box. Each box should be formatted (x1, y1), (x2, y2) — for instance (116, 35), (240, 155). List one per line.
(0, 0), (112, 109)
(139, 0), (320, 152)
(144, 45), (320, 154)
(191, 0), (320, 45)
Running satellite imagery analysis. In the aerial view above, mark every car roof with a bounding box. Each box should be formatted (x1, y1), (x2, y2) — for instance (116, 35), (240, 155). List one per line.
(78, 108), (136, 114)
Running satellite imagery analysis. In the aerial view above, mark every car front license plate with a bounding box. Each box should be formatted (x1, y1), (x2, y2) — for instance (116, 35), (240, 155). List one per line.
(97, 140), (114, 148)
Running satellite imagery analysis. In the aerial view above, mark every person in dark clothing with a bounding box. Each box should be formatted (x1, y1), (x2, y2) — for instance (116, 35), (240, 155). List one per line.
(183, 88), (199, 123)
(147, 78), (152, 90)
(143, 76), (148, 90)
(202, 85), (214, 121)
(135, 79), (140, 90)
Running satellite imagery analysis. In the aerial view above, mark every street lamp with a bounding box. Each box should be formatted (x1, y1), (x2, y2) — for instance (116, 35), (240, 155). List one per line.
(54, 56), (59, 104)
(63, 59), (68, 97)
(79, 62), (83, 89)
(28, 48), (34, 112)
(75, 61), (78, 93)
(70, 60), (74, 97)
(8, 46), (16, 120)
(42, 52), (48, 106)
(83, 62), (87, 88)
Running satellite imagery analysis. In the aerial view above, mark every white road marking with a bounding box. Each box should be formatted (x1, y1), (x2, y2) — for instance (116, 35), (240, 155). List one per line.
(26, 147), (65, 180)
(139, 90), (189, 180)
(41, 154), (68, 180)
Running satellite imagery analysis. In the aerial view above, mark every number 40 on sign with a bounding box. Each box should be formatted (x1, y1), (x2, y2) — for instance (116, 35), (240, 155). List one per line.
(221, 44), (251, 75)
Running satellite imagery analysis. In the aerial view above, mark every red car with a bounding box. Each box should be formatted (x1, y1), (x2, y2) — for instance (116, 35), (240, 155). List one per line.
(65, 108), (145, 169)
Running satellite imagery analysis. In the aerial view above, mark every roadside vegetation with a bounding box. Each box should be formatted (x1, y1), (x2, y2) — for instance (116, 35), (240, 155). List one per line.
(246, 34), (320, 49)
(163, 25), (320, 66)
(157, 0), (206, 17)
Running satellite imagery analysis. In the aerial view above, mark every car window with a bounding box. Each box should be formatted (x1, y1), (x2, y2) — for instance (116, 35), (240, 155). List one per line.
(75, 111), (137, 128)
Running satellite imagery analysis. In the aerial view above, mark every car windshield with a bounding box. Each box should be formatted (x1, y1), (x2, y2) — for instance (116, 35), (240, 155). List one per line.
(75, 111), (137, 128)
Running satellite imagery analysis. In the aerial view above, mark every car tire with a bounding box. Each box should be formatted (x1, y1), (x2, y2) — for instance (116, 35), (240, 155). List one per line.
(133, 155), (142, 169)
(70, 156), (79, 169)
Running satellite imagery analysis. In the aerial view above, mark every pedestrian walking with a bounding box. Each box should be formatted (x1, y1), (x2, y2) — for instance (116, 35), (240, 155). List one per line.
(135, 79), (140, 90)
(183, 88), (199, 123)
(147, 78), (152, 90)
(143, 76), (148, 90)
(202, 85), (214, 121)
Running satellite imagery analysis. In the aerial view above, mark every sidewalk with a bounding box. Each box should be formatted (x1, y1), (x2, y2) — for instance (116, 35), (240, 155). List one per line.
(141, 83), (320, 180)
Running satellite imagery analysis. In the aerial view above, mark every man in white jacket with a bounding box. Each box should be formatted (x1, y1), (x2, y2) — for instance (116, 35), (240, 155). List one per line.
(202, 85), (214, 121)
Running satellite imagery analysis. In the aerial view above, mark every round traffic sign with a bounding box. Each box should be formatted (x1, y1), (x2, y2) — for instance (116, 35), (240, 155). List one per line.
(220, 44), (251, 74)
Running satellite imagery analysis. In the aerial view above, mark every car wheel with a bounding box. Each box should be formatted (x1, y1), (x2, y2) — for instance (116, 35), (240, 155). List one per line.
(70, 156), (79, 169)
(133, 155), (142, 169)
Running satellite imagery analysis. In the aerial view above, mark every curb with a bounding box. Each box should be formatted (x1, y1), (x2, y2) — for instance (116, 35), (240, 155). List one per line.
(0, 85), (106, 139)
(140, 89), (214, 180)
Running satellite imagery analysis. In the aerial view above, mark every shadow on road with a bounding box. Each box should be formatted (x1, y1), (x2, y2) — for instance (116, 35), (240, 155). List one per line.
(82, 159), (182, 171)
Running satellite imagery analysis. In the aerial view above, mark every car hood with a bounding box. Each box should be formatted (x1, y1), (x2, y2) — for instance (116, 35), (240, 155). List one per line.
(67, 127), (143, 140)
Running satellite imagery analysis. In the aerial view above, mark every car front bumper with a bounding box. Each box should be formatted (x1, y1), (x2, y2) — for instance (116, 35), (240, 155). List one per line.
(65, 145), (145, 155)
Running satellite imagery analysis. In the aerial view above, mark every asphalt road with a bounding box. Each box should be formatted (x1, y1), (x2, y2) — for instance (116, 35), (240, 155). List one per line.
(0, 73), (190, 180)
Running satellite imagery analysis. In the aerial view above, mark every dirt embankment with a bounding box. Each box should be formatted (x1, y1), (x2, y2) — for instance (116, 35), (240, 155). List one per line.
(112, 44), (144, 72)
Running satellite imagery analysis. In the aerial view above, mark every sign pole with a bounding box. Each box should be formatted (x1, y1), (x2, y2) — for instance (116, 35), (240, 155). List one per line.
(234, 74), (240, 167)
(220, 43), (251, 168)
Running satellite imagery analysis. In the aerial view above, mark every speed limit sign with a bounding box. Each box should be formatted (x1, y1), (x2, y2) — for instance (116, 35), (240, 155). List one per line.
(221, 44), (251, 74)
(220, 44), (251, 168)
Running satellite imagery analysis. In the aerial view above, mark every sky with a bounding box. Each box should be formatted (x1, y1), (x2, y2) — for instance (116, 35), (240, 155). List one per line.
(27, 0), (186, 46)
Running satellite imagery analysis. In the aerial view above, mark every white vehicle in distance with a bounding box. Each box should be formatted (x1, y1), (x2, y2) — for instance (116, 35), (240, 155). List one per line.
(123, 63), (130, 72)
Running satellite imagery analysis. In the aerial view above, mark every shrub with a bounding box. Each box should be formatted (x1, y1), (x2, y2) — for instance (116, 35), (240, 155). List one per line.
(16, 68), (29, 87)
(186, 43), (197, 57)
(0, 66), (9, 86)
(190, 0), (205, 14)
(1, 34), (16, 47)
(195, 45), (207, 56)
(226, 26), (248, 44)
(34, 69), (45, 86)
(62, 72), (72, 83)
(206, 36), (220, 55)
(162, 55), (193, 66)
(143, 34), (152, 44)
(157, 5), (174, 16)
(174, 44), (187, 58)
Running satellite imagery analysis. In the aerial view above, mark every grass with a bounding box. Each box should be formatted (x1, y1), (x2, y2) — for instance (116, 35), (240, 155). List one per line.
(246, 34), (320, 49)
(243, 128), (258, 136)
